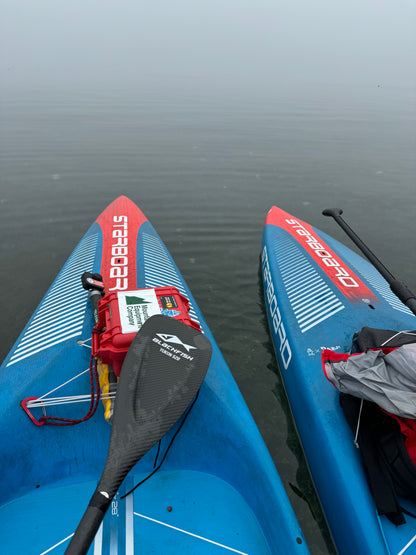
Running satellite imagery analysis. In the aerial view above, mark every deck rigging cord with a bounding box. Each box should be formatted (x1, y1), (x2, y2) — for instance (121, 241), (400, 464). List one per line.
(21, 353), (101, 426)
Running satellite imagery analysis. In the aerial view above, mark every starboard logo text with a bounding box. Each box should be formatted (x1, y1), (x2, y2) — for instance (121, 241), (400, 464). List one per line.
(109, 215), (128, 291)
(285, 218), (359, 288)
(262, 246), (292, 370)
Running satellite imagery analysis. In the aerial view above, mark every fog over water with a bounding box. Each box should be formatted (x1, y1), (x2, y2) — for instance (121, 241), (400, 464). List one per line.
(1, 0), (415, 94)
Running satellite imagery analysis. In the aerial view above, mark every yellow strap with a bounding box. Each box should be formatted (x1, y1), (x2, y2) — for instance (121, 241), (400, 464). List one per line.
(97, 361), (115, 423)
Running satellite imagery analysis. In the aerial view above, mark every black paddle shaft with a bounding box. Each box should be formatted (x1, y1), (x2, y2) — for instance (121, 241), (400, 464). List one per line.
(323, 208), (416, 316)
(66, 315), (212, 555)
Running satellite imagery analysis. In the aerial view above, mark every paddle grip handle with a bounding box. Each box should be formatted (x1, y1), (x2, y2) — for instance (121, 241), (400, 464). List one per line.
(65, 493), (111, 555)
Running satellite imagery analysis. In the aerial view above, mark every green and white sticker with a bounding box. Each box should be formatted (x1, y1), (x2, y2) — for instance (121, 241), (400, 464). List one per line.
(117, 289), (161, 334)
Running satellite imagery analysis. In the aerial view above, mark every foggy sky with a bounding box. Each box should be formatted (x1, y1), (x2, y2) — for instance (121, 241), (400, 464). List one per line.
(1, 0), (415, 96)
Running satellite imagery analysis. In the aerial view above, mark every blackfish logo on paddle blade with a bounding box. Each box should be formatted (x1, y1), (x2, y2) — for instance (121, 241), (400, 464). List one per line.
(156, 333), (197, 353)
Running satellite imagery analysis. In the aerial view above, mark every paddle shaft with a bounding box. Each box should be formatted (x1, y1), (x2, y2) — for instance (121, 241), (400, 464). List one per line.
(89, 290), (101, 325)
(66, 491), (111, 555)
(81, 272), (105, 324)
(323, 208), (416, 316)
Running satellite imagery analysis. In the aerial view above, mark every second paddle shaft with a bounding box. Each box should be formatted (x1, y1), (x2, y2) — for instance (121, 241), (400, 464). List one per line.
(323, 208), (416, 316)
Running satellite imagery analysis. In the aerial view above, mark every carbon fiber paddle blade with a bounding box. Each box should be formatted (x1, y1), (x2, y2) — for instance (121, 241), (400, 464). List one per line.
(98, 314), (212, 497)
(65, 315), (211, 555)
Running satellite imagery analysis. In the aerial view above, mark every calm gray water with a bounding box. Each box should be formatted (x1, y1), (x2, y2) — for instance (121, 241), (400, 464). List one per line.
(1, 84), (415, 553)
